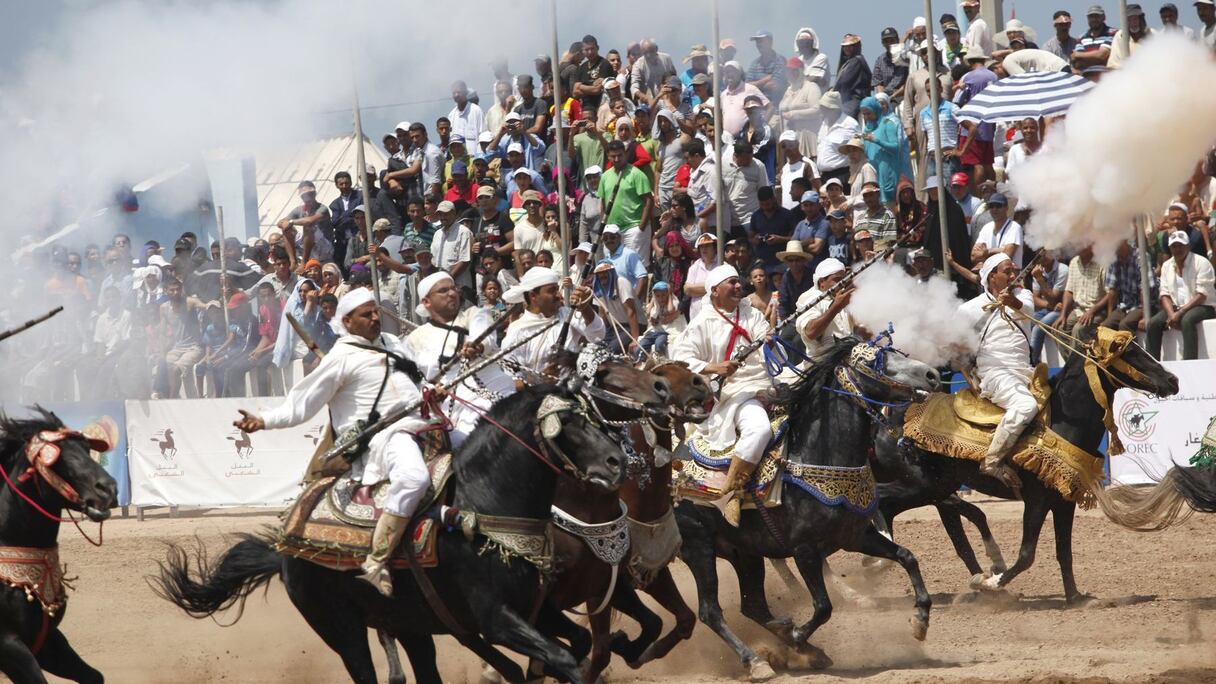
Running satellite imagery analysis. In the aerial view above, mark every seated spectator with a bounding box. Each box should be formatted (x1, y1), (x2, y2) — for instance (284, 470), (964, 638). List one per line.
(1147, 231), (1216, 360)
(156, 278), (206, 399)
(1103, 241), (1155, 334)
(591, 260), (641, 357)
(639, 281), (686, 357)
(1028, 250), (1068, 365)
(196, 301), (229, 397)
(1055, 246), (1109, 345)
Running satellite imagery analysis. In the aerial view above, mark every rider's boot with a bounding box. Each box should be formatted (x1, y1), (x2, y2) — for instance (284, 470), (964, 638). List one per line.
(359, 512), (409, 596)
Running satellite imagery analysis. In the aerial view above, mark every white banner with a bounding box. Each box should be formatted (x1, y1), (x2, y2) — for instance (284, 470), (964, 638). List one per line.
(126, 398), (329, 507)
(1111, 359), (1216, 485)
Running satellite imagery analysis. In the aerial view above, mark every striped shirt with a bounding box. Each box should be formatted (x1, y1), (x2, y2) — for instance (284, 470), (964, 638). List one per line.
(1074, 26), (1117, 54)
(919, 101), (960, 149)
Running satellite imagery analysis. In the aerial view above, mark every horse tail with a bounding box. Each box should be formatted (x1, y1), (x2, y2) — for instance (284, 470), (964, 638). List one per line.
(150, 533), (282, 621)
(1086, 468), (1196, 532)
(1170, 466), (1216, 513)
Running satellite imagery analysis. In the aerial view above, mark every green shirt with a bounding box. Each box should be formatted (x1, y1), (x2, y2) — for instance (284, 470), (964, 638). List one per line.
(572, 132), (606, 182)
(600, 165), (652, 230)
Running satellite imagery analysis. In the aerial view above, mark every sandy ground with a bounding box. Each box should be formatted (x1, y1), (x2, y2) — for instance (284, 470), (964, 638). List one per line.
(36, 497), (1216, 683)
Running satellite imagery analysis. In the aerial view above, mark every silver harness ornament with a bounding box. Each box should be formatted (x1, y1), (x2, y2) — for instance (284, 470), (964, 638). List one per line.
(550, 501), (631, 616)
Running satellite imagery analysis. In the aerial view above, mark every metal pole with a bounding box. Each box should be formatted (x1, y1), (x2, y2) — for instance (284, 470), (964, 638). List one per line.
(1118, 0), (1131, 57)
(924, 0), (950, 268)
(216, 206), (230, 327)
(550, 0), (570, 280)
(1134, 215), (1153, 327)
(711, 0), (725, 261)
(353, 84), (382, 306)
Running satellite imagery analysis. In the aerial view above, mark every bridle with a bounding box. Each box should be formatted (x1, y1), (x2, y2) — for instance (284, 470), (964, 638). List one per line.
(827, 327), (926, 431)
(0, 429), (110, 546)
(535, 392), (617, 485)
(1082, 327), (1155, 456)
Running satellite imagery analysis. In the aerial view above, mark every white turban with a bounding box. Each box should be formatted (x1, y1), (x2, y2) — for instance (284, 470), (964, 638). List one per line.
(334, 287), (376, 335)
(979, 253), (1011, 292)
(705, 264), (739, 290)
(503, 267), (561, 304)
(415, 272), (454, 318)
(813, 257), (846, 284)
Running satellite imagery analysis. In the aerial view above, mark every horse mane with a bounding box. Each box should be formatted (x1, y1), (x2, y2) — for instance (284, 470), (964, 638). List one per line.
(766, 336), (859, 448)
(0, 406), (65, 460)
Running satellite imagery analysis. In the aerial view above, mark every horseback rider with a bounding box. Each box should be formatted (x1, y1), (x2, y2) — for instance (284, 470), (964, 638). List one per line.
(500, 266), (604, 383)
(958, 253), (1036, 489)
(795, 257), (862, 361)
(671, 264), (774, 527)
(403, 271), (515, 447)
(232, 288), (434, 596)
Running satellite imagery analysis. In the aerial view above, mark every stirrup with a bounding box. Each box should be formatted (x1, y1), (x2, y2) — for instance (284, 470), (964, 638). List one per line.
(357, 562), (394, 597)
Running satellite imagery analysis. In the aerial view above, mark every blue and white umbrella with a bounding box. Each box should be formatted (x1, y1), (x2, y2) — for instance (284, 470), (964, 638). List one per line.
(956, 70), (1094, 124)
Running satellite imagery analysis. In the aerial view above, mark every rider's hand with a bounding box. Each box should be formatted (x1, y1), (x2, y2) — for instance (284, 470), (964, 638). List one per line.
(704, 360), (739, 377)
(233, 410), (265, 433)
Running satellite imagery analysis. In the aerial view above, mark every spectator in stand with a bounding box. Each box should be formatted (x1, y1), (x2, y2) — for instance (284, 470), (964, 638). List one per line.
(655, 110), (690, 210)
(685, 233), (719, 321)
(192, 237), (260, 304)
(1104, 240), (1154, 333)
(948, 172), (982, 231)
(330, 170), (363, 266)
(777, 239), (815, 320)
(872, 27), (908, 100)
(858, 181), (901, 251)
(512, 189), (546, 254)
(157, 278), (206, 399)
(775, 131), (820, 210)
(858, 96), (903, 208)
(638, 281), (685, 357)
(630, 39), (676, 106)
(1027, 250), (1068, 364)
(1055, 246), (1110, 346)
(431, 201), (475, 300)
(574, 34), (617, 111)
(834, 34), (873, 119)
(893, 179), (926, 249)
(443, 161), (478, 209)
(961, 0), (994, 56)
(1158, 3), (1195, 38)
(745, 30), (787, 104)
(653, 230), (692, 303)
(718, 61), (768, 137)
(250, 245), (298, 299)
(540, 205), (563, 256)
(791, 190), (829, 267)
(792, 27), (830, 88)
(277, 181), (334, 265)
(825, 208), (852, 264)
(1043, 11), (1080, 61)
(448, 80), (486, 149)
(779, 58), (822, 160)
(1148, 231), (1216, 360)
(750, 186), (798, 273)
(485, 80), (512, 139)
(601, 140), (654, 260)
(822, 178), (851, 217)
(817, 92), (862, 186)
(374, 176), (407, 235)
(839, 136), (877, 215)
(722, 140), (769, 239)
(1073, 5), (1118, 69)
(591, 260), (640, 357)
(972, 193), (1024, 267)
(90, 285), (132, 399)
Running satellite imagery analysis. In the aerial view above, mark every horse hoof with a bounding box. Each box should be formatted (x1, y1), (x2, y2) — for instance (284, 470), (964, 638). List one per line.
(748, 659), (777, 682)
(911, 617), (929, 641)
(792, 642), (833, 670)
(969, 573), (988, 591)
(479, 663), (504, 684)
(1066, 593), (1099, 608)
(763, 618), (794, 643)
(979, 572), (1005, 592)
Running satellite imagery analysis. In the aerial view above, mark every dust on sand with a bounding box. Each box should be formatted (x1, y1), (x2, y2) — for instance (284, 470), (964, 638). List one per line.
(51, 499), (1216, 682)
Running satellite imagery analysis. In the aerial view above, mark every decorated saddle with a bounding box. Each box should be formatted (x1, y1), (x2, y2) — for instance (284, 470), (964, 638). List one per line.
(902, 364), (1103, 505)
(673, 406), (878, 516)
(275, 454), (454, 570)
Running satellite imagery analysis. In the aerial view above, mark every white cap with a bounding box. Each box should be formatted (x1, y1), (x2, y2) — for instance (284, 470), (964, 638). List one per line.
(503, 267), (561, 303)
(779, 129), (798, 144)
(513, 166), (532, 177)
(394, 121), (411, 132)
(722, 60), (742, 72)
(416, 272), (454, 318)
(334, 288), (376, 334)
(504, 111), (523, 122)
(507, 142), (524, 154)
(913, 16), (927, 28)
(478, 131), (494, 143)
(573, 241), (593, 254)
(813, 258), (846, 283)
(1167, 230), (1190, 246)
(979, 253), (1011, 288)
(436, 200), (456, 213)
(695, 232), (717, 247)
(583, 165), (603, 176)
(602, 224), (621, 235)
(148, 254), (169, 268)
(705, 264), (739, 289)
(352, 204), (367, 213)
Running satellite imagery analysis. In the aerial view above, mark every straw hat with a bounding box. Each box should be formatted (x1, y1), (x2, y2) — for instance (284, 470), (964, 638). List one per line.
(777, 240), (812, 262)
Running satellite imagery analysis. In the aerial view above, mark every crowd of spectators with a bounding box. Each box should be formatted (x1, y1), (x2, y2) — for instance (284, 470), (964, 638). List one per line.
(6, 3), (1216, 404)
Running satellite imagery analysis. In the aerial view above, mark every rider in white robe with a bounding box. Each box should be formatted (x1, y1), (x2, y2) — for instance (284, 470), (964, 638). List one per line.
(500, 267), (604, 380)
(957, 253), (1037, 489)
(670, 264), (773, 526)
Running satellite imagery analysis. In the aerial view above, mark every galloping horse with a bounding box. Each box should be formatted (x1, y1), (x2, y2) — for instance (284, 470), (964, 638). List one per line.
(0, 409), (117, 684)
(155, 370), (666, 684)
(872, 328), (1179, 602)
(676, 336), (941, 680)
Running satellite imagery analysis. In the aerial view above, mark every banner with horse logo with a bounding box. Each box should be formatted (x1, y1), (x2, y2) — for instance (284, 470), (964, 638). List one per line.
(125, 398), (329, 507)
(1111, 359), (1216, 485)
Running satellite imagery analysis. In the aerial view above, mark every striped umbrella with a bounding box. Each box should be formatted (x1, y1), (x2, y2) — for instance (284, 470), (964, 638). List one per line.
(956, 70), (1094, 124)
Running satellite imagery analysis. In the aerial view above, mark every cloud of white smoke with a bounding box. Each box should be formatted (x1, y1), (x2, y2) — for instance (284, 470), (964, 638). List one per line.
(1010, 34), (1216, 261)
(849, 263), (976, 367)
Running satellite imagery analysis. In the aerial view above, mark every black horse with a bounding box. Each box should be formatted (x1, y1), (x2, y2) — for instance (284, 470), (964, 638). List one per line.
(675, 337), (941, 680)
(154, 382), (644, 684)
(0, 409), (118, 684)
(872, 328), (1179, 602)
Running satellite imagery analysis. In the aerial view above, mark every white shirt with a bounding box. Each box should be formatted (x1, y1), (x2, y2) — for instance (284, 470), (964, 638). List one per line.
(431, 223), (474, 290)
(688, 157), (718, 228)
(685, 258), (717, 321)
(1161, 253), (1216, 308)
(965, 16), (994, 57)
(817, 115), (862, 172)
(262, 334), (430, 484)
(1002, 49), (1068, 75)
(595, 275), (636, 329)
(974, 218), (1024, 268)
(722, 158), (770, 227)
(794, 287), (854, 361)
(403, 308), (515, 418)
(512, 216), (544, 253)
(501, 308), (605, 374)
(447, 102), (487, 149)
(958, 289), (1035, 381)
(779, 158), (821, 210)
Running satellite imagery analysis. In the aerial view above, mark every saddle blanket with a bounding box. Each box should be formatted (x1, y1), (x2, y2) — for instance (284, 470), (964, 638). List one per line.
(673, 410), (787, 509)
(276, 454), (454, 570)
(903, 391), (1102, 506)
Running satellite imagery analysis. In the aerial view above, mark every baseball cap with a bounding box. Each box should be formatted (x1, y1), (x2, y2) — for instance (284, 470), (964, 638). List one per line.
(800, 190), (821, 203)
(652, 281), (670, 291)
(664, 75), (682, 89)
(572, 242), (593, 254)
(719, 38), (736, 50)
(691, 73), (710, 86)
(861, 182), (880, 194)
(372, 218), (393, 232)
(449, 134), (466, 146)
(743, 95), (765, 110)
(911, 247), (932, 260)
(394, 120), (411, 132)
(506, 142), (524, 154)
(827, 208), (848, 220)
(853, 230), (873, 242)
(583, 164), (602, 176)
(721, 60), (742, 73)
(513, 166), (531, 178)
(950, 172), (970, 187)
(504, 111), (523, 122)
(695, 232), (717, 247)
(750, 30), (773, 41)
(779, 129), (798, 144)
(1126, 3), (1145, 16)
(478, 131), (494, 144)
(226, 291), (249, 309)
(1053, 10), (1073, 24)
(1167, 230), (1190, 246)
(987, 192), (1009, 206)
(785, 56), (803, 69)
(450, 160), (468, 175)
(823, 177), (844, 190)
(1161, 2), (1178, 11)
(881, 26), (899, 41)
(436, 200), (456, 213)
(1086, 4), (1106, 15)
(476, 185), (495, 198)
(602, 224), (622, 235)
(943, 22), (960, 32)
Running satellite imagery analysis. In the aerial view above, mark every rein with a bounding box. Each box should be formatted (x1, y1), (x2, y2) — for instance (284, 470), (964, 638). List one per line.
(2, 430), (107, 547)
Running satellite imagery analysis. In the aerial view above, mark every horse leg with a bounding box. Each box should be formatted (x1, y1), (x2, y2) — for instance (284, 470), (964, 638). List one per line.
(852, 527), (932, 641)
(399, 634), (441, 684)
(628, 568), (696, 665)
(980, 489), (1051, 593)
(538, 608), (592, 662)
(606, 579), (663, 666)
(727, 553), (793, 643)
(281, 572), (377, 683)
(0, 634), (49, 684)
(32, 629), (102, 684)
(481, 605), (583, 684)
(767, 558), (802, 593)
(948, 495), (1008, 575)
(680, 523), (775, 681)
(934, 501), (985, 580)
(377, 629), (407, 684)
(1052, 501), (1090, 605)
(584, 605), (614, 684)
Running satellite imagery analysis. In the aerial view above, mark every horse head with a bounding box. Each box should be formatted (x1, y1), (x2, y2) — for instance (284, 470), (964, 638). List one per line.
(539, 382), (628, 492)
(840, 332), (941, 404)
(1082, 326), (1179, 398)
(1, 408), (118, 523)
(646, 359), (712, 424)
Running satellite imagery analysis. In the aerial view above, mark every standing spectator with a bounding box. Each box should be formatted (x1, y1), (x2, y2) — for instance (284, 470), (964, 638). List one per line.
(961, 0), (994, 56)
(601, 140), (654, 259)
(278, 181), (334, 265)
(751, 185), (799, 272)
(473, 185), (514, 259)
(513, 75), (549, 138)
(1109, 4), (1154, 69)
(792, 27), (830, 88)
(577, 165), (605, 243)
(1104, 241), (1153, 333)
(949, 172), (983, 229)
(574, 34), (616, 111)
(1159, 3), (1196, 38)
(791, 191), (829, 270)
(448, 81), (486, 148)
(653, 231), (692, 303)
(410, 123), (445, 198)
(775, 131), (821, 210)
(374, 179), (407, 234)
(599, 226), (649, 295)
(495, 113), (546, 172)
(779, 57), (823, 159)
(718, 61), (768, 137)
(918, 76), (962, 181)
(443, 161), (478, 209)
(484, 80), (513, 139)
(570, 110), (608, 191)
(872, 27), (909, 100)
(856, 182), (901, 250)
(738, 96), (777, 179)
(745, 30), (787, 104)
(157, 278), (205, 399)
(1148, 231), (1216, 359)
(1073, 5), (1119, 69)
(404, 198), (438, 247)
(684, 233), (720, 320)
(722, 140), (770, 238)
(1028, 250), (1068, 365)
(840, 137), (878, 214)
(90, 286), (132, 399)
(685, 139), (718, 234)
(816, 92), (862, 186)
(858, 96), (903, 208)
(776, 239), (815, 319)
(591, 260), (640, 356)
(1043, 11), (1080, 61)
(825, 209), (852, 264)
(329, 171), (363, 267)
(431, 201), (474, 299)
(655, 110), (690, 210)
(630, 39), (676, 106)
(834, 34), (873, 119)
